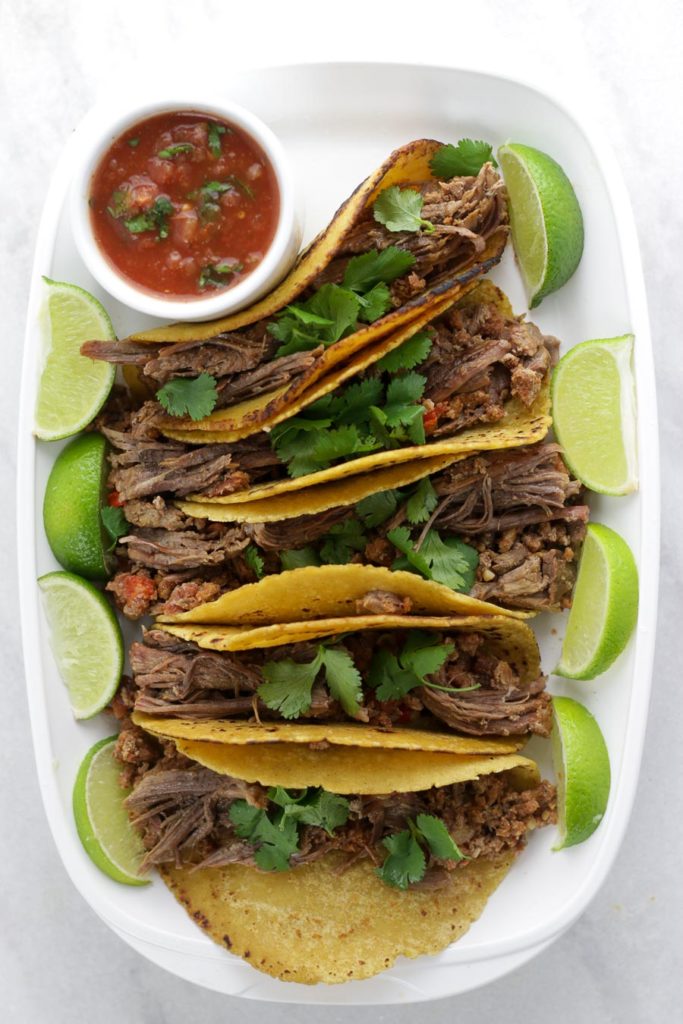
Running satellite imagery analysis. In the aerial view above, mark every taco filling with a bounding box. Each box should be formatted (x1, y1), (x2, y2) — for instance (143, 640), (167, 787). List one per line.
(122, 624), (552, 737)
(83, 161), (507, 422)
(106, 443), (587, 619)
(112, 717), (555, 883)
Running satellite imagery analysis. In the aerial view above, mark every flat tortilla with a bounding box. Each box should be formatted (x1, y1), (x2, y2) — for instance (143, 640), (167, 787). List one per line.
(160, 851), (515, 984)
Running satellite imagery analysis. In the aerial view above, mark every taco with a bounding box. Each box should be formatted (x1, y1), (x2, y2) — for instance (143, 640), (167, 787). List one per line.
(112, 715), (556, 984)
(97, 281), (554, 545)
(106, 443), (587, 621)
(83, 140), (508, 438)
(121, 609), (550, 742)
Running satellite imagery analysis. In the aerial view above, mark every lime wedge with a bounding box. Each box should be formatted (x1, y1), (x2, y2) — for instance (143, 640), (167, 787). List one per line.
(38, 571), (123, 719)
(498, 143), (584, 307)
(43, 432), (115, 580)
(556, 523), (638, 680)
(551, 696), (610, 849)
(73, 737), (150, 885)
(34, 278), (116, 440)
(552, 335), (637, 495)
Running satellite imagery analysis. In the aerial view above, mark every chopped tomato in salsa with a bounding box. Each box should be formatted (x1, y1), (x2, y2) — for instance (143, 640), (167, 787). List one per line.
(89, 111), (280, 299)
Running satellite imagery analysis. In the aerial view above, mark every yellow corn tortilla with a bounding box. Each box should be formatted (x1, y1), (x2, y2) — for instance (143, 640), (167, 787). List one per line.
(158, 612), (540, 684)
(175, 452), (464, 523)
(156, 564), (527, 625)
(132, 713), (524, 757)
(160, 851), (515, 984)
(169, 741), (536, 793)
(128, 140), (505, 345)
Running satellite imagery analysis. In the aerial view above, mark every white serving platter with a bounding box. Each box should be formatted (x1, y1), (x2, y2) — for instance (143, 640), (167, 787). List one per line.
(18, 62), (658, 1004)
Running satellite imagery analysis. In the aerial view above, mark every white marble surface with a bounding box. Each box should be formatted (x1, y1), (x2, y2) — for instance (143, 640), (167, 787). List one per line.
(2, 0), (681, 1018)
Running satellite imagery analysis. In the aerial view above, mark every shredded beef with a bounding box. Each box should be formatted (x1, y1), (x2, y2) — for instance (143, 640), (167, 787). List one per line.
(244, 507), (350, 550)
(99, 407), (279, 501)
(128, 628), (549, 737)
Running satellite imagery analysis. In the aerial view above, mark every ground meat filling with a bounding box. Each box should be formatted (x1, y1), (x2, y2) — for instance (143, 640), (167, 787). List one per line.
(129, 628), (551, 737)
(122, 752), (556, 875)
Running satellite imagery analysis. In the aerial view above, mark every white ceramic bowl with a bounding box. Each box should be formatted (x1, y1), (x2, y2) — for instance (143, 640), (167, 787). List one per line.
(69, 97), (300, 322)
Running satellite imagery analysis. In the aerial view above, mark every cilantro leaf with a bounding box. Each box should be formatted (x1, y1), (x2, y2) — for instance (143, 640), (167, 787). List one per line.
(198, 260), (243, 289)
(415, 814), (466, 862)
(388, 526), (478, 593)
(342, 246), (415, 292)
(405, 477), (438, 525)
(207, 122), (229, 157)
(400, 631), (454, 683)
(269, 787), (350, 835)
(157, 142), (194, 159)
(120, 195), (174, 239)
(357, 489), (399, 527)
(311, 425), (375, 469)
(377, 829), (426, 889)
(376, 332), (433, 374)
(156, 373), (218, 420)
(368, 647), (418, 702)
(319, 519), (367, 564)
(101, 506), (128, 550)
(334, 379), (384, 425)
(373, 186), (434, 234)
(418, 531), (479, 592)
(429, 139), (497, 179)
(356, 282), (391, 323)
(280, 547), (321, 571)
(127, 137), (140, 148)
(368, 631), (453, 702)
(320, 646), (364, 718)
(385, 372), (426, 408)
(258, 648), (325, 719)
(244, 544), (265, 579)
(229, 800), (299, 872)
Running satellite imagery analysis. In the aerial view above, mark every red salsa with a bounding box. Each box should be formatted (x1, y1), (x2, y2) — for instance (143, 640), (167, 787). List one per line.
(89, 111), (280, 299)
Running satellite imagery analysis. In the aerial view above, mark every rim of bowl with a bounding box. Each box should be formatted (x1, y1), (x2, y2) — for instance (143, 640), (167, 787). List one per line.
(69, 97), (299, 322)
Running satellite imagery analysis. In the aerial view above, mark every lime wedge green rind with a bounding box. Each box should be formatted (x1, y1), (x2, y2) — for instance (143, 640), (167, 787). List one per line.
(498, 142), (584, 308)
(552, 335), (637, 495)
(43, 432), (112, 580)
(556, 523), (638, 680)
(38, 571), (123, 719)
(34, 278), (116, 441)
(551, 696), (611, 849)
(73, 737), (150, 885)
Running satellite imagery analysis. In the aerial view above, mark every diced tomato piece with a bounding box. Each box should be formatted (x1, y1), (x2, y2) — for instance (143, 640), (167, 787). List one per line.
(108, 490), (123, 507)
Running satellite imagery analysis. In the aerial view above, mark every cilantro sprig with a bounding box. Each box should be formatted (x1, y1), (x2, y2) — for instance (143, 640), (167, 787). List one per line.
(377, 814), (465, 889)
(271, 370), (428, 478)
(373, 186), (434, 234)
(156, 373), (218, 420)
(368, 631), (456, 702)
(229, 787), (350, 871)
(258, 643), (364, 719)
(268, 246), (415, 358)
(388, 526), (478, 592)
(429, 138), (497, 179)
